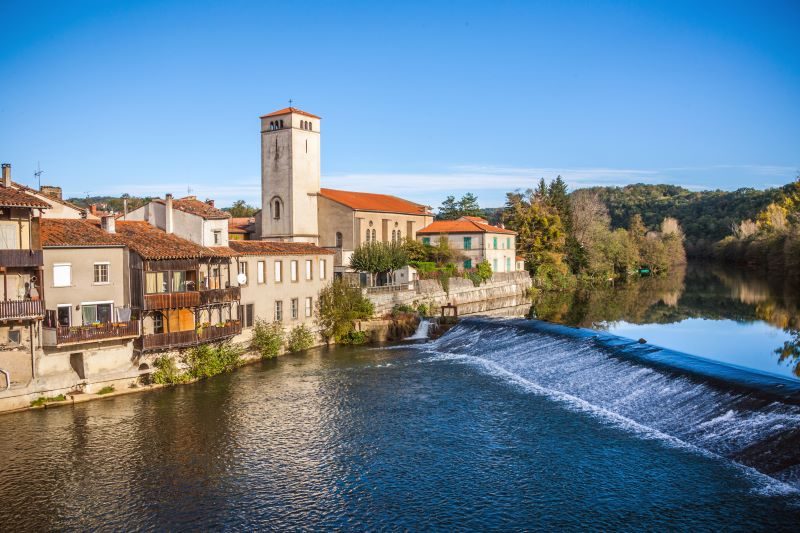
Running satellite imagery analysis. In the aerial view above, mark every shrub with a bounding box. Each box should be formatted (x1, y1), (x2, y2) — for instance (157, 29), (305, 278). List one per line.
(151, 356), (189, 385)
(96, 385), (115, 395)
(286, 324), (315, 353)
(251, 319), (284, 359)
(339, 330), (368, 345)
(30, 394), (66, 407)
(475, 259), (493, 282)
(186, 342), (243, 379)
(417, 303), (430, 316)
(316, 279), (374, 342)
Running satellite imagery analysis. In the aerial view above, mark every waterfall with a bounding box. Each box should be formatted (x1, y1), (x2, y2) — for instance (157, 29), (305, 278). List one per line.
(426, 318), (800, 487)
(406, 319), (432, 340)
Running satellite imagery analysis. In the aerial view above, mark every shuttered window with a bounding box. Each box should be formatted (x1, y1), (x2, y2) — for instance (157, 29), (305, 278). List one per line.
(53, 264), (72, 287)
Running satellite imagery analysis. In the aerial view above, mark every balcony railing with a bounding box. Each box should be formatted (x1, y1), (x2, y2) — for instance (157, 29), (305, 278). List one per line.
(43, 320), (140, 347)
(0, 249), (43, 268)
(143, 291), (201, 310)
(199, 286), (240, 305)
(0, 299), (44, 321)
(139, 321), (242, 352)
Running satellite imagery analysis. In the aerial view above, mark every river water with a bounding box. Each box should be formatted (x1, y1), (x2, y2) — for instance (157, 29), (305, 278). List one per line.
(1, 263), (799, 529)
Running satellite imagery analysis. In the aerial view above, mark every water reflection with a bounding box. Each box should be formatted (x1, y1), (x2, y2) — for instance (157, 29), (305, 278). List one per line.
(528, 263), (800, 378)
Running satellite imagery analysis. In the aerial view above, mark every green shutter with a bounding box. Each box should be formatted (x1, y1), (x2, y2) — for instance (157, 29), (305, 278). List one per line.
(464, 259), (472, 269)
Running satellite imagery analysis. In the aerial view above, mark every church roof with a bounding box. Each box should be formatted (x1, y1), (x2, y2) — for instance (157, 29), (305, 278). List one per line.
(319, 188), (431, 216)
(260, 107), (321, 119)
(417, 216), (516, 235)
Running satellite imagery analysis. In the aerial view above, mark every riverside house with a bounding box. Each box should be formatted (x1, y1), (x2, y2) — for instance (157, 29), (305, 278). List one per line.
(0, 164), (49, 391)
(417, 216), (520, 273)
(229, 240), (334, 337)
(40, 216), (139, 383)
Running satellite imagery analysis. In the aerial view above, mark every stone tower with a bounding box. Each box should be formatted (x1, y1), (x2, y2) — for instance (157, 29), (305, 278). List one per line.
(259, 107), (321, 243)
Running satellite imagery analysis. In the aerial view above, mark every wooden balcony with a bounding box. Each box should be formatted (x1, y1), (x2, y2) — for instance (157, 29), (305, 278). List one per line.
(138, 321), (242, 352)
(43, 320), (140, 347)
(0, 249), (43, 268)
(199, 286), (240, 306)
(143, 291), (201, 310)
(0, 299), (44, 321)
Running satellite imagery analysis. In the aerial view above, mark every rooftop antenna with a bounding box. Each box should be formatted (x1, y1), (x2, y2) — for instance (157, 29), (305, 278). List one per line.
(34, 161), (43, 189)
(187, 185), (193, 196)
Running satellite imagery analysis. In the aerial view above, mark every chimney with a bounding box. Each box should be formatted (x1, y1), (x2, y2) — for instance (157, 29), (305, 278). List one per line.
(101, 214), (116, 234)
(40, 185), (63, 200)
(165, 193), (174, 234)
(89, 204), (98, 216)
(205, 199), (215, 207)
(123, 198), (128, 219)
(2, 164), (11, 188)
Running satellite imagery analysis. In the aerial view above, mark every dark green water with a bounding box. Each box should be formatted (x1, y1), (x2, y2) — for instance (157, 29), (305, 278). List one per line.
(1, 338), (799, 530)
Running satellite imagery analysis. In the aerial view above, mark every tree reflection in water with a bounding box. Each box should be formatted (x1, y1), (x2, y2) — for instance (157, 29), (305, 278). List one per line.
(528, 262), (800, 376)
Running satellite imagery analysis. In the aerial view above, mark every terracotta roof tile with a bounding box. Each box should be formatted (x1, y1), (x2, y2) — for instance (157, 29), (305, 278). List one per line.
(319, 188), (431, 216)
(41, 219), (122, 247)
(115, 221), (222, 260)
(229, 217), (254, 235)
(0, 186), (51, 209)
(229, 240), (334, 256)
(417, 217), (517, 235)
(153, 196), (230, 220)
(11, 182), (88, 215)
(260, 107), (321, 119)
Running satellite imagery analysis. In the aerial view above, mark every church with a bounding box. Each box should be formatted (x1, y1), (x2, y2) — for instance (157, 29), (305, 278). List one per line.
(252, 107), (434, 275)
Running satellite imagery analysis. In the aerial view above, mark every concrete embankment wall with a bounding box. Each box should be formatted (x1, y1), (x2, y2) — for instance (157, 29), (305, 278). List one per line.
(367, 271), (533, 316)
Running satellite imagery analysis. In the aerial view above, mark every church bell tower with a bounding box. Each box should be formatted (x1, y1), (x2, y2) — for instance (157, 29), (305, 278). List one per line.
(259, 106), (321, 243)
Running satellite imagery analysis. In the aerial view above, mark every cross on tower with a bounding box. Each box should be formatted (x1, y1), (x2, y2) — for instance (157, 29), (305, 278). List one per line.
(288, 98), (293, 108)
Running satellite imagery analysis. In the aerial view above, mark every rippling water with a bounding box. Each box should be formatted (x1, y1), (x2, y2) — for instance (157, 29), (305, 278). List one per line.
(1, 338), (800, 530)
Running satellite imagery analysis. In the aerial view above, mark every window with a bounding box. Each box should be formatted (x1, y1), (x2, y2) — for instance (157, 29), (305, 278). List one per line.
(290, 260), (298, 282)
(240, 303), (255, 328)
(0, 223), (18, 249)
(82, 302), (113, 325)
(493, 258), (498, 271)
(463, 237), (472, 250)
(372, 229), (376, 241)
(335, 232), (343, 247)
(145, 271), (167, 293)
(397, 230), (401, 241)
(308, 122), (312, 131)
(153, 312), (165, 334)
(422, 237), (430, 245)
(320, 259), (327, 279)
(279, 119), (284, 128)
(274, 261), (283, 282)
(464, 259), (472, 269)
(213, 230), (221, 245)
(365, 229), (371, 243)
(305, 297), (313, 317)
(275, 300), (283, 321)
(7, 330), (20, 345)
(238, 261), (248, 285)
(273, 199), (281, 220)
(493, 237), (498, 249)
(291, 298), (298, 319)
(391, 230), (396, 243)
(57, 304), (71, 327)
(305, 259), (312, 280)
(53, 263), (72, 287)
(507, 237), (511, 249)
(93, 262), (109, 284)
(172, 271), (187, 292)
(506, 257), (512, 272)
(257, 261), (265, 284)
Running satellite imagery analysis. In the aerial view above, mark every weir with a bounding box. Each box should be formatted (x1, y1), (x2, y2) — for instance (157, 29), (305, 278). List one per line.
(427, 318), (800, 486)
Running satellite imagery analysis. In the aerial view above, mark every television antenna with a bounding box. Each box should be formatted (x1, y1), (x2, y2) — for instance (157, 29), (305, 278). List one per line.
(34, 162), (43, 189)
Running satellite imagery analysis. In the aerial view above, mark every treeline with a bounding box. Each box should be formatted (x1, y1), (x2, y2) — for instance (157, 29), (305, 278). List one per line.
(499, 178), (687, 288)
(580, 183), (789, 256)
(713, 178), (800, 277)
(68, 194), (153, 213)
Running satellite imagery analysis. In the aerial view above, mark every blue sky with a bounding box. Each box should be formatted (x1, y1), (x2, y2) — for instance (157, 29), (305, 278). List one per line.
(1, 0), (798, 209)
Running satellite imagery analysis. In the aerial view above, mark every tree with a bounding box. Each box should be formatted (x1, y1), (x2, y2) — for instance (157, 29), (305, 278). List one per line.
(226, 200), (258, 217)
(503, 188), (566, 273)
(402, 238), (429, 262)
(349, 241), (409, 285)
(437, 193), (483, 220)
(316, 279), (374, 342)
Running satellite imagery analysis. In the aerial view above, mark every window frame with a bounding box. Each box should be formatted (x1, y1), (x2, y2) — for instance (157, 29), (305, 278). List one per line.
(93, 261), (110, 285)
(319, 259), (327, 280)
(305, 296), (313, 317)
(305, 259), (313, 281)
(257, 260), (265, 284)
(52, 263), (72, 288)
(274, 261), (283, 283)
(290, 260), (298, 282)
(57, 304), (72, 327)
(291, 298), (298, 320)
(463, 237), (472, 250)
(275, 300), (283, 322)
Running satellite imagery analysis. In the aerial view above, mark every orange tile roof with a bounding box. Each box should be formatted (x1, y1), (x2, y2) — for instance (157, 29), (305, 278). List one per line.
(0, 185), (51, 209)
(153, 196), (230, 220)
(516, 256), (525, 261)
(260, 107), (321, 119)
(41, 219), (122, 247)
(115, 221), (238, 260)
(229, 240), (334, 256)
(417, 217), (517, 235)
(229, 217), (254, 235)
(11, 182), (85, 213)
(319, 188), (431, 216)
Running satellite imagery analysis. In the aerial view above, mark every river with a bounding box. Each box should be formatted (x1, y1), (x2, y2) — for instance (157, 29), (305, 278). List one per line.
(1, 263), (799, 529)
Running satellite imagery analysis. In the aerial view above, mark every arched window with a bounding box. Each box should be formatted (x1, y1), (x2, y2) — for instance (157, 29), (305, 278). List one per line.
(269, 121), (274, 130)
(272, 198), (282, 220)
(301, 120), (305, 129)
(335, 232), (343, 247)
(279, 119), (284, 128)
(365, 229), (371, 243)
(372, 229), (377, 241)
(391, 230), (396, 242)
(308, 122), (312, 131)
(397, 230), (402, 241)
